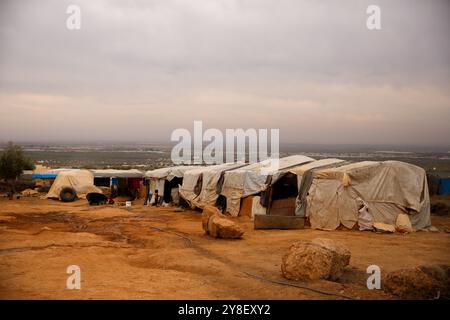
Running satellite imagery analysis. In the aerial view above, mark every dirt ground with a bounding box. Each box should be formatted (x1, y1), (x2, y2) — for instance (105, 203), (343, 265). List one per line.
(0, 197), (449, 300)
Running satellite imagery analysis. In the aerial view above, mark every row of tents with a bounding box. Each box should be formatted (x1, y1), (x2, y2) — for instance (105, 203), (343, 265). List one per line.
(147, 155), (431, 231)
(38, 155), (432, 231)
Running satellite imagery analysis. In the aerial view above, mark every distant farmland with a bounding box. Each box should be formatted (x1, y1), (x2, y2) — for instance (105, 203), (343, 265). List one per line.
(24, 150), (172, 170)
(21, 148), (450, 173)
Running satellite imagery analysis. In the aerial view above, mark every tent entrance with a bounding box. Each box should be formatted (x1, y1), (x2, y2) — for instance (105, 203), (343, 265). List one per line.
(94, 177), (110, 187)
(163, 177), (183, 203)
(267, 173), (298, 216)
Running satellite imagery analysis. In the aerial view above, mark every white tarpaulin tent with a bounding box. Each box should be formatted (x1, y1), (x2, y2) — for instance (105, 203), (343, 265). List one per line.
(179, 163), (245, 208)
(288, 158), (346, 186)
(145, 165), (199, 204)
(45, 170), (101, 200)
(220, 155), (315, 216)
(305, 160), (431, 230)
(262, 158), (345, 216)
(287, 158), (347, 217)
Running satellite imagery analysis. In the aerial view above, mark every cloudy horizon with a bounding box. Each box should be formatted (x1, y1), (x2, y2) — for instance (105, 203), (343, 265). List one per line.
(0, 0), (449, 147)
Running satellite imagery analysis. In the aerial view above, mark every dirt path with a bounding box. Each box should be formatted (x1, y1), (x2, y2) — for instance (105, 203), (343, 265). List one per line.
(0, 198), (449, 299)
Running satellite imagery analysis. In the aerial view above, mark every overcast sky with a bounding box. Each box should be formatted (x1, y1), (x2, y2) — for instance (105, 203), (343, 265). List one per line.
(0, 0), (449, 146)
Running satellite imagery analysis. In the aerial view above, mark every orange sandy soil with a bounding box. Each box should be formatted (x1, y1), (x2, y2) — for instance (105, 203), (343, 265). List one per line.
(0, 197), (449, 300)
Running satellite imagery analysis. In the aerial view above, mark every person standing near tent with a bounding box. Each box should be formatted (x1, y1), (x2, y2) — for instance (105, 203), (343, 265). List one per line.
(144, 180), (152, 206)
(111, 177), (119, 198)
(153, 189), (159, 207)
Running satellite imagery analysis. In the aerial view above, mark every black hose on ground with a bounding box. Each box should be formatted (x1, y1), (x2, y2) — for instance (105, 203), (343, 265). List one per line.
(243, 271), (355, 300)
(147, 224), (356, 300)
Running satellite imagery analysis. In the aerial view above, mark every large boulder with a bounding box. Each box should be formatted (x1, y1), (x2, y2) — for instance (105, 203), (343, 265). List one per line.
(384, 265), (450, 299)
(281, 238), (351, 281)
(202, 206), (222, 232)
(208, 215), (244, 239)
(202, 206), (244, 239)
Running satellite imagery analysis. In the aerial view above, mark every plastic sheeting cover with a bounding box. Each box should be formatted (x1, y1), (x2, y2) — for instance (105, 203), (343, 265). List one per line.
(306, 161), (431, 230)
(221, 155), (315, 216)
(180, 163), (245, 208)
(45, 170), (102, 200)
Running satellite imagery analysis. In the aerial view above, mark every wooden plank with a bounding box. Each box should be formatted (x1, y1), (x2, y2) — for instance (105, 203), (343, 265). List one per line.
(239, 196), (254, 218)
(268, 197), (296, 216)
(254, 214), (305, 230)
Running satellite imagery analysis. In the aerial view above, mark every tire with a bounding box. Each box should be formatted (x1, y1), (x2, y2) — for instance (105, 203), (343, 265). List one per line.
(60, 187), (77, 202)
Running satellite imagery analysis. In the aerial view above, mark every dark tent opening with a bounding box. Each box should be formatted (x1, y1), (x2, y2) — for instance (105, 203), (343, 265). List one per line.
(163, 177), (183, 203)
(267, 172), (298, 216)
(94, 177), (110, 187)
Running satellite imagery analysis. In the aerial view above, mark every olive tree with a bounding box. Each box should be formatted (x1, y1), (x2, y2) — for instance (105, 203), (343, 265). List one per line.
(0, 142), (35, 199)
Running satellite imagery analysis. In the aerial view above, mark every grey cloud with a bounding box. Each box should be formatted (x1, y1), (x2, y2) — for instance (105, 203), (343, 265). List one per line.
(0, 0), (449, 145)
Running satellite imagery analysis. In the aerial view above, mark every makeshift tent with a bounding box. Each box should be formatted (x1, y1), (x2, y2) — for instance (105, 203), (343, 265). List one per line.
(305, 160), (431, 230)
(45, 170), (101, 200)
(179, 163), (246, 208)
(91, 169), (145, 198)
(265, 158), (346, 216)
(32, 168), (72, 187)
(220, 155), (315, 216)
(145, 166), (199, 204)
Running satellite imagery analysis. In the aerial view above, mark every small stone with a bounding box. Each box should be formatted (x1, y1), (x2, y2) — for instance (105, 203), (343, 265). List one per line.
(373, 222), (396, 233)
(395, 213), (414, 233)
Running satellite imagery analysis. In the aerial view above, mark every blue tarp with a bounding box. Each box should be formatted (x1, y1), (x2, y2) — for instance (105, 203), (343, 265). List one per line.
(439, 178), (450, 195)
(31, 173), (58, 179)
